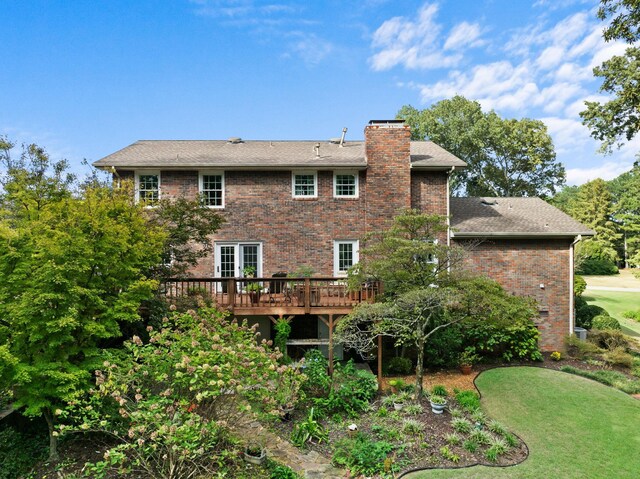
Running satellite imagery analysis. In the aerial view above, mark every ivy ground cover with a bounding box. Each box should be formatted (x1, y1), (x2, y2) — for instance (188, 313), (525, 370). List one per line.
(405, 367), (640, 479)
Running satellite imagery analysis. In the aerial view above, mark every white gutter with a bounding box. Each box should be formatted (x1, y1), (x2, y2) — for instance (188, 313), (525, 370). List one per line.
(569, 235), (583, 335)
(446, 166), (455, 247)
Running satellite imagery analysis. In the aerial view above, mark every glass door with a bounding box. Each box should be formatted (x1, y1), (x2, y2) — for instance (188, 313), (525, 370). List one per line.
(215, 243), (262, 292)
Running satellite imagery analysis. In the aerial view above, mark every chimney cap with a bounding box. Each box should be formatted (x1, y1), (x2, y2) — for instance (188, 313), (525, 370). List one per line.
(368, 120), (405, 126)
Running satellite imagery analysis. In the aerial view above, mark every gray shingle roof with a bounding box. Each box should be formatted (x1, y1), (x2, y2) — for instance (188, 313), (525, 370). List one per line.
(92, 140), (466, 170)
(450, 197), (595, 237)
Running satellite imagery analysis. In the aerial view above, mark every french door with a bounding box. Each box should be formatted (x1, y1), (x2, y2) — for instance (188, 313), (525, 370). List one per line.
(214, 243), (262, 291)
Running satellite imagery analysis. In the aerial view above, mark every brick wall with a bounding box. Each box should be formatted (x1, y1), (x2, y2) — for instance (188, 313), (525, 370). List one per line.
(154, 170), (369, 277)
(454, 238), (572, 351)
(364, 124), (412, 232)
(411, 171), (449, 243)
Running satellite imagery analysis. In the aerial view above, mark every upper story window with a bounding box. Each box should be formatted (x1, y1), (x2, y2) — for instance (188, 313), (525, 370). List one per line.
(292, 171), (317, 198)
(199, 171), (224, 208)
(334, 240), (359, 276)
(135, 171), (160, 206)
(334, 171), (359, 198)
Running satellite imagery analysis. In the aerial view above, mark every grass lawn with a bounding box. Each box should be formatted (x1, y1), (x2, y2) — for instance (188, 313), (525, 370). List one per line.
(404, 367), (640, 479)
(583, 269), (640, 289)
(583, 290), (640, 338)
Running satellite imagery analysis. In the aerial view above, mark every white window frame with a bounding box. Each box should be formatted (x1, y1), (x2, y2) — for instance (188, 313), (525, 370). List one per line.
(333, 171), (359, 198)
(334, 240), (359, 277)
(292, 171), (318, 198)
(199, 171), (225, 208)
(134, 170), (161, 206)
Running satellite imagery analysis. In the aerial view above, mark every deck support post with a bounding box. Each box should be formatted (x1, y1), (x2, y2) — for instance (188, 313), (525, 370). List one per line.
(377, 333), (383, 392)
(328, 314), (334, 375)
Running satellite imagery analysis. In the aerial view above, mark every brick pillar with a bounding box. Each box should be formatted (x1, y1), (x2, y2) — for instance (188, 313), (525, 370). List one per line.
(364, 121), (412, 232)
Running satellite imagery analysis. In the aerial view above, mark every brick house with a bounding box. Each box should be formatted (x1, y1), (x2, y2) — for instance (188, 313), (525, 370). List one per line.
(94, 120), (593, 360)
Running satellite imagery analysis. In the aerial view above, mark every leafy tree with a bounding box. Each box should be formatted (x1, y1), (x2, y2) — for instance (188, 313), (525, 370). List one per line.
(337, 287), (461, 397)
(0, 144), (167, 461)
(398, 96), (565, 198)
(568, 179), (621, 270)
(348, 209), (466, 296)
(581, 0), (640, 151)
(609, 162), (640, 266)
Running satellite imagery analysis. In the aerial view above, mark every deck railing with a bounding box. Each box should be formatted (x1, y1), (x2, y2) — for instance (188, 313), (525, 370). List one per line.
(160, 277), (381, 312)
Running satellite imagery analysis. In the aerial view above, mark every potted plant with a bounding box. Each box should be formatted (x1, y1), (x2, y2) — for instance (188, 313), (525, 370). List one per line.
(392, 391), (410, 411)
(388, 378), (405, 394)
(458, 350), (479, 375)
(245, 281), (263, 304)
(275, 365), (305, 421)
(429, 394), (447, 414)
(244, 441), (266, 465)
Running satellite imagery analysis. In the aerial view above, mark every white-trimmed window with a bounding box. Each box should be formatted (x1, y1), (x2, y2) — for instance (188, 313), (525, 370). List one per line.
(292, 171), (317, 198)
(333, 171), (358, 198)
(334, 240), (359, 276)
(135, 171), (160, 205)
(199, 171), (224, 208)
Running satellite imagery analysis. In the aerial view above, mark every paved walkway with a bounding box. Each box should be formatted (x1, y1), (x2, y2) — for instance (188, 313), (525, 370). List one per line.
(234, 419), (346, 479)
(585, 286), (640, 292)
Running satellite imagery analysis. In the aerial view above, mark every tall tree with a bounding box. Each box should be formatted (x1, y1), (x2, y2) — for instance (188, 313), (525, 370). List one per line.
(609, 161), (640, 266)
(398, 96), (565, 198)
(569, 178), (621, 266)
(580, 0), (640, 151)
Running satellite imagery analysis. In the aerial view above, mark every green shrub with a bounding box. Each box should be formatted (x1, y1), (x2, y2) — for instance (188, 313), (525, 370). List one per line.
(302, 349), (331, 397)
(592, 315), (622, 330)
(575, 299), (609, 329)
(402, 418), (424, 435)
(622, 310), (640, 322)
(439, 445), (460, 463)
(0, 424), (47, 479)
(451, 417), (472, 434)
(603, 347), (634, 368)
(268, 461), (302, 479)
(274, 318), (292, 363)
(461, 318), (542, 362)
(423, 324), (464, 368)
(565, 334), (603, 358)
(463, 439), (478, 452)
(454, 390), (480, 412)
(387, 356), (413, 375)
(576, 257), (618, 275)
(332, 435), (395, 476)
(574, 275), (587, 296)
(560, 366), (640, 394)
(588, 329), (629, 350)
(311, 360), (377, 417)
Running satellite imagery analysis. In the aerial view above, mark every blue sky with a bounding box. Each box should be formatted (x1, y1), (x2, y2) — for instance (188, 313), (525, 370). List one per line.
(1, 0), (637, 185)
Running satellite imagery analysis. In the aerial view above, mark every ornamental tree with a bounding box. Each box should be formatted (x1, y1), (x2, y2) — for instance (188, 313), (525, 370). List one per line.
(60, 308), (303, 478)
(0, 144), (166, 460)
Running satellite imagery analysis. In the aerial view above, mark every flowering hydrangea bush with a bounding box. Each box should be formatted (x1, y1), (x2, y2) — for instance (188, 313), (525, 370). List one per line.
(60, 308), (305, 478)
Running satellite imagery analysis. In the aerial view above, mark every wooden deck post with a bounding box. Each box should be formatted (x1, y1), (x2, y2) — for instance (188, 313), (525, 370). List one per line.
(377, 333), (383, 392)
(328, 314), (334, 375)
(304, 278), (311, 314)
(228, 278), (236, 312)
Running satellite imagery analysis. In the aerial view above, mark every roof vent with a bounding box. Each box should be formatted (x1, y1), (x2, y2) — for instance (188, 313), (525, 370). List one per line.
(481, 199), (498, 206)
(228, 137), (243, 144)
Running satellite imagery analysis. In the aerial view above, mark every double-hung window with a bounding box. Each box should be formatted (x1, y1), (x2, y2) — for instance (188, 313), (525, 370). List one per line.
(292, 171), (317, 198)
(199, 171), (224, 208)
(135, 171), (160, 206)
(334, 240), (359, 276)
(334, 171), (358, 198)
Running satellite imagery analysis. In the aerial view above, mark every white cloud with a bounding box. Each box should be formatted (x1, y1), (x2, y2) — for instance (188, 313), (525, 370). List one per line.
(369, 3), (480, 71)
(567, 161), (635, 185)
(284, 33), (334, 66)
(444, 22), (484, 51)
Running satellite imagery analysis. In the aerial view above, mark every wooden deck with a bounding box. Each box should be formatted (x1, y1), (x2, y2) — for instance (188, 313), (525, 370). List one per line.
(161, 277), (381, 316)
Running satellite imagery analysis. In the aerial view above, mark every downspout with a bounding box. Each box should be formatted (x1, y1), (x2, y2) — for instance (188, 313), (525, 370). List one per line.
(446, 166), (455, 247)
(569, 235), (582, 335)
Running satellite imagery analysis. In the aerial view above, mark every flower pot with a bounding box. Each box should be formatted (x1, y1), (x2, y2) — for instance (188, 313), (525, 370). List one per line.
(393, 402), (404, 411)
(430, 400), (447, 414)
(249, 291), (260, 304)
(460, 364), (472, 375)
(244, 447), (266, 465)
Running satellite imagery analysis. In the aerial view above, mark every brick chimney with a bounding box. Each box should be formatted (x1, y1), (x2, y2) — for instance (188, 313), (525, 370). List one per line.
(364, 120), (412, 231)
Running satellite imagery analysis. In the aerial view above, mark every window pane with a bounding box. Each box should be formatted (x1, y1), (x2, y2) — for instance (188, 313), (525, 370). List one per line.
(139, 174), (159, 205)
(294, 174), (315, 196)
(202, 174), (223, 206)
(335, 174), (356, 196)
(338, 243), (353, 272)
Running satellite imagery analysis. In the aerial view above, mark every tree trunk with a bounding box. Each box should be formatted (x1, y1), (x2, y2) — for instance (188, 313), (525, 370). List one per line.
(43, 408), (59, 462)
(415, 338), (425, 398)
